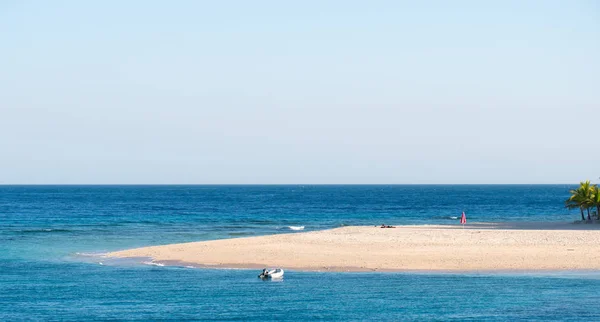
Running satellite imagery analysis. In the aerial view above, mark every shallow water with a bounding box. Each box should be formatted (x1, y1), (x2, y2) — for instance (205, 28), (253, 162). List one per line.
(2, 185), (595, 320)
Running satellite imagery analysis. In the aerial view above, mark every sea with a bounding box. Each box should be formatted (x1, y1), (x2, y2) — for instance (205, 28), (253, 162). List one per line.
(2, 184), (599, 321)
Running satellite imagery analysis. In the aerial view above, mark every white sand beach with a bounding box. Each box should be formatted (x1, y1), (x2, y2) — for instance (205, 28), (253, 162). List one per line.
(108, 222), (600, 272)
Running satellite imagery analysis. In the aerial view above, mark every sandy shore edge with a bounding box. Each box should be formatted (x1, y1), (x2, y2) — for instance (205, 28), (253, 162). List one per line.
(107, 222), (600, 272)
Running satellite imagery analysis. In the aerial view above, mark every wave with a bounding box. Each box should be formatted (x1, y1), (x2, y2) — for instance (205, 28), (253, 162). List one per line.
(142, 261), (165, 267)
(74, 252), (108, 258)
(232, 219), (279, 225)
(288, 226), (305, 231)
(18, 228), (73, 234)
(115, 220), (160, 225)
(228, 232), (255, 236)
(431, 216), (459, 220)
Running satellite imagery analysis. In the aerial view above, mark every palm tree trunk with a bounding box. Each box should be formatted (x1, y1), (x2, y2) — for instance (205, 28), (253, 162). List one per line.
(581, 207), (585, 221)
(587, 208), (591, 221)
(597, 206), (600, 220)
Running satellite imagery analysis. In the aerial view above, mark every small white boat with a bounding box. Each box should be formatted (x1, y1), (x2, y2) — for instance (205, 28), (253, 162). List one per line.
(258, 268), (284, 279)
(268, 268), (284, 278)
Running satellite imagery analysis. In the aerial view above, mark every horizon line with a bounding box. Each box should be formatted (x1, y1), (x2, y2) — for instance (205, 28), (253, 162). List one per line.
(0, 183), (582, 186)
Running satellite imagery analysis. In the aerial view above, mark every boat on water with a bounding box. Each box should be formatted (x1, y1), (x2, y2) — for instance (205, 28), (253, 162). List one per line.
(258, 268), (284, 279)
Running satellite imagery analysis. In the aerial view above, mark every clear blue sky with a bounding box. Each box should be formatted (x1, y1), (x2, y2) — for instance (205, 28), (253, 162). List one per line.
(1, 1), (598, 184)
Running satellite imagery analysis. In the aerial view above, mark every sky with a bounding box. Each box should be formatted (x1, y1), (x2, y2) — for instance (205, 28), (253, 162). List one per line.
(0, 0), (599, 184)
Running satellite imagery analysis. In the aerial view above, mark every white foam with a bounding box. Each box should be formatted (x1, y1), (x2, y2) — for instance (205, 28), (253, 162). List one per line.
(288, 226), (305, 231)
(75, 252), (108, 258)
(142, 261), (165, 267)
(450, 216), (458, 220)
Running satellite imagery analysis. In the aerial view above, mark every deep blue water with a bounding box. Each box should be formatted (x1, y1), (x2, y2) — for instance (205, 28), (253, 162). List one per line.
(2, 185), (598, 321)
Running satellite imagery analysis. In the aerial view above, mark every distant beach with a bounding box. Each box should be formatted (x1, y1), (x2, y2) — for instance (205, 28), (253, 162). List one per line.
(108, 222), (600, 272)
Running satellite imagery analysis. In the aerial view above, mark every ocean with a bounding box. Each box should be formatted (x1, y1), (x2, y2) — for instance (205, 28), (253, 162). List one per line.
(2, 184), (598, 321)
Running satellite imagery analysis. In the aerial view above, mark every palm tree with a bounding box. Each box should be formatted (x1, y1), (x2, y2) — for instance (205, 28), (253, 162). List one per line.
(566, 195), (586, 221)
(591, 185), (600, 220)
(566, 181), (594, 221)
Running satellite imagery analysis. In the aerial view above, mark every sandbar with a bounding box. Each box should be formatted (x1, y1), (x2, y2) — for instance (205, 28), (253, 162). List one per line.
(107, 222), (600, 272)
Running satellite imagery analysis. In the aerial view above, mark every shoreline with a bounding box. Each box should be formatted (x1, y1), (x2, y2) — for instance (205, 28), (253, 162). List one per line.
(142, 260), (600, 275)
(149, 263), (600, 279)
(107, 222), (600, 272)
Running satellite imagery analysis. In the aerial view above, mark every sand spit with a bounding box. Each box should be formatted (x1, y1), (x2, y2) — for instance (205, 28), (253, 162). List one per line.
(107, 222), (600, 272)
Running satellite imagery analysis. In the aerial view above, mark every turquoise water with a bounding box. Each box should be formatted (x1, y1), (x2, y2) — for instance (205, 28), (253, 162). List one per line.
(2, 185), (598, 321)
